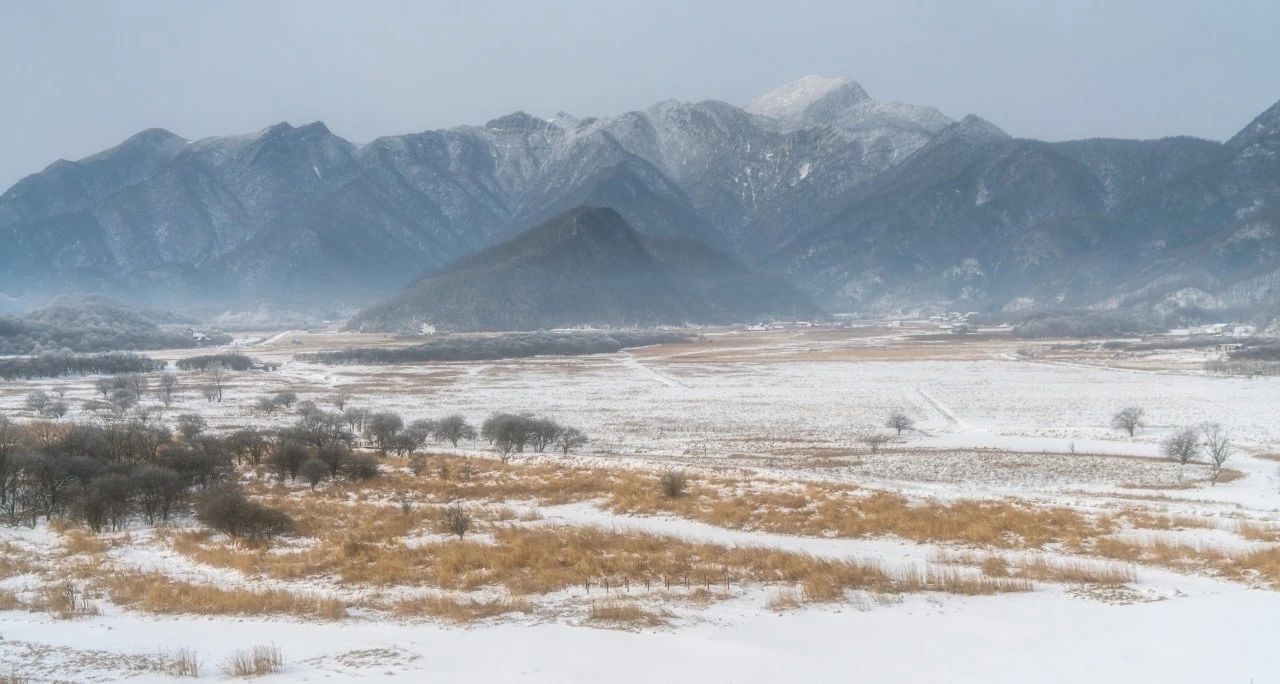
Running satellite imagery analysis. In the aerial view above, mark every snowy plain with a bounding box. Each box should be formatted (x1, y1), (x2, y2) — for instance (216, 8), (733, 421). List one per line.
(1, 328), (1279, 681)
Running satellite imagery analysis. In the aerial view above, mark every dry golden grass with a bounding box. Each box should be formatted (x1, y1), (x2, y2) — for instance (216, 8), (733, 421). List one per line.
(894, 566), (1032, 595)
(60, 529), (112, 556)
(587, 600), (670, 628)
(607, 479), (1105, 549)
(1214, 468), (1245, 484)
(940, 551), (1135, 586)
(222, 645), (283, 678)
(1011, 558), (1135, 585)
(1112, 510), (1212, 531)
(168, 648), (199, 678)
(29, 582), (99, 619)
(0, 543), (38, 578)
(168, 513), (1032, 602)
(102, 572), (346, 619)
(265, 454), (1105, 550)
(0, 589), (22, 610)
(765, 588), (804, 611)
(1238, 522), (1280, 542)
(387, 594), (532, 623)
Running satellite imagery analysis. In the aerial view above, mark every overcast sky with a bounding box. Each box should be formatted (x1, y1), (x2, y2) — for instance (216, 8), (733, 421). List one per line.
(2, 0), (1278, 189)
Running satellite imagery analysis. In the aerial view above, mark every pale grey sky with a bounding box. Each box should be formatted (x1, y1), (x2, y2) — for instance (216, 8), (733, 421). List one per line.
(2, 0), (1278, 190)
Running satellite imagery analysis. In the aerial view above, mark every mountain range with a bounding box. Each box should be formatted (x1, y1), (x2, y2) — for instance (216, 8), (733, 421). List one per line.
(2, 75), (1278, 327)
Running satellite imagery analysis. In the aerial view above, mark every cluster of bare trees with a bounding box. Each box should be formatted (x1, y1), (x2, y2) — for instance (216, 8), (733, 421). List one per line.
(175, 353), (258, 372)
(1162, 423), (1234, 484)
(0, 414), (234, 530)
(1111, 406), (1234, 483)
(480, 413), (588, 461)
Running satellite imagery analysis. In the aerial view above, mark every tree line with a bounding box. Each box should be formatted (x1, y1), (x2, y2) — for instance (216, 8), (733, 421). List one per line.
(299, 331), (693, 365)
(0, 352), (165, 380)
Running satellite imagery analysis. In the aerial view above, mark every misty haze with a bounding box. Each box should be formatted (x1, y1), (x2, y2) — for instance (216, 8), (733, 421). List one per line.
(1, 2), (1279, 682)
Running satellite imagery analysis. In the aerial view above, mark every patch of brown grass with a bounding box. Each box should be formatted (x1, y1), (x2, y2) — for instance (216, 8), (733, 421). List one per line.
(587, 600), (670, 628)
(608, 480), (1105, 549)
(0, 589), (23, 610)
(1238, 522), (1280, 542)
(1113, 510), (1213, 531)
(388, 595), (532, 623)
(1213, 468), (1245, 484)
(103, 572), (346, 619)
(29, 582), (99, 619)
(1012, 558), (1135, 585)
(0, 543), (37, 578)
(222, 645), (283, 678)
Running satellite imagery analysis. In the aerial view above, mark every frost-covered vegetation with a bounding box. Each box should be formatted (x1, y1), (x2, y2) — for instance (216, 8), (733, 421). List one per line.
(0, 351), (164, 380)
(175, 353), (264, 372)
(1010, 310), (1161, 339)
(0, 296), (230, 355)
(300, 330), (694, 365)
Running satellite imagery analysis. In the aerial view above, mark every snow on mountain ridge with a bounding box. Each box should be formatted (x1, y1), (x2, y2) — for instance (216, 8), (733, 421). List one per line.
(745, 75), (868, 120)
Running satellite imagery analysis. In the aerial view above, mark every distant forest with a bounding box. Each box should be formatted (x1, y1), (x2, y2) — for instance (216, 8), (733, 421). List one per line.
(300, 331), (695, 365)
(1009, 311), (1162, 339)
(0, 352), (165, 380)
(0, 296), (231, 355)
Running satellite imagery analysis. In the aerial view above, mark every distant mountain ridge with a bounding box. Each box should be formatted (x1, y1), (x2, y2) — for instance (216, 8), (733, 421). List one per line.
(2, 76), (1278, 328)
(348, 207), (819, 332)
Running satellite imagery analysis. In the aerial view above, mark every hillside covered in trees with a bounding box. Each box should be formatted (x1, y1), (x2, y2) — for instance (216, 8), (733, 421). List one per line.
(0, 296), (230, 355)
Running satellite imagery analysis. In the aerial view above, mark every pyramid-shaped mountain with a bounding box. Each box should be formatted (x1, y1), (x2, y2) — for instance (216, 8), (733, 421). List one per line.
(348, 207), (819, 332)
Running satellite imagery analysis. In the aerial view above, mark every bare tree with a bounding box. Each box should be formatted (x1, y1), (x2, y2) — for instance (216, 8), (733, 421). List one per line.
(176, 414), (207, 441)
(555, 427), (588, 454)
(1110, 406), (1146, 437)
(24, 390), (51, 416)
(363, 412), (404, 455)
(327, 391), (350, 412)
(1161, 427), (1200, 481)
(433, 414), (476, 447)
(441, 505), (472, 540)
(44, 401), (68, 420)
(156, 373), (180, 408)
(1201, 423), (1233, 485)
(299, 459), (328, 490)
(885, 412), (914, 436)
(206, 363), (227, 403)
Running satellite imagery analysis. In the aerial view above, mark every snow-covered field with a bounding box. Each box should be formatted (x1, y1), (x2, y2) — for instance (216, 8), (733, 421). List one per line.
(2, 328), (1279, 682)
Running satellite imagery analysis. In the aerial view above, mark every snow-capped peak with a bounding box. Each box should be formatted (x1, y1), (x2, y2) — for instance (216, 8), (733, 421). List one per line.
(745, 75), (870, 121)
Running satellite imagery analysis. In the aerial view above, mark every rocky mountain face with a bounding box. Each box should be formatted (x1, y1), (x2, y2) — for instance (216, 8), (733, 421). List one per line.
(348, 207), (818, 332)
(1, 76), (1278, 326)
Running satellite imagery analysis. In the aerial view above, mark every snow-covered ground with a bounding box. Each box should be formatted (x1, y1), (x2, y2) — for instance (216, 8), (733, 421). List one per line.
(2, 329), (1279, 681)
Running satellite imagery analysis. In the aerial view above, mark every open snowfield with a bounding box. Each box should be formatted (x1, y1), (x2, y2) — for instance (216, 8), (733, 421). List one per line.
(1, 327), (1279, 682)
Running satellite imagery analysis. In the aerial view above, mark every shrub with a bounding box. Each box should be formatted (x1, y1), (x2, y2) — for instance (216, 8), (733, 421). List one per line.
(176, 354), (257, 372)
(441, 505), (472, 539)
(197, 489), (293, 541)
(345, 454), (381, 481)
(222, 645), (283, 678)
(659, 470), (688, 498)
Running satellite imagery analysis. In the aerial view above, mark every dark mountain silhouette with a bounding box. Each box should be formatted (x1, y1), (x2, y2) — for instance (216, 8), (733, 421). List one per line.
(348, 207), (819, 332)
